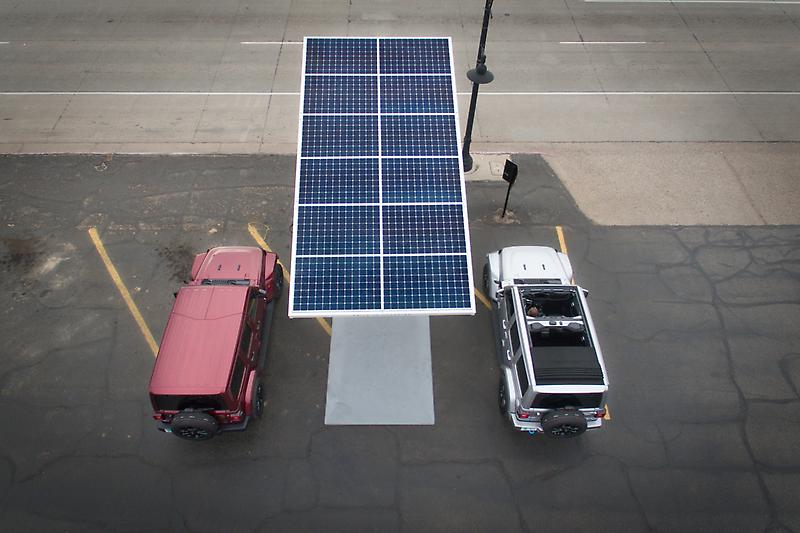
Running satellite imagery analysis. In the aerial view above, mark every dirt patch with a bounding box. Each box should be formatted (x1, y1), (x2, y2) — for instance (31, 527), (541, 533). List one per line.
(0, 238), (44, 274)
(157, 243), (195, 282)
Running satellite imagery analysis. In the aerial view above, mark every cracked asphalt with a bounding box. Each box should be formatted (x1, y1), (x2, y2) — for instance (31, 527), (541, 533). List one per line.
(0, 154), (798, 532)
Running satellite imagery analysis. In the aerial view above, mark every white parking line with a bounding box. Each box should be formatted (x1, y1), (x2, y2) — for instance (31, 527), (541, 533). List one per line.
(241, 41), (302, 45)
(0, 91), (798, 96)
(586, 0), (800, 4)
(559, 41), (648, 44)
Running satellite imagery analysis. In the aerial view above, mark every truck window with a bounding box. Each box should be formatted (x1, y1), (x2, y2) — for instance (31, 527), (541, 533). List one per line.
(229, 358), (246, 400)
(515, 356), (529, 394)
(532, 393), (602, 409)
(152, 395), (224, 411)
(506, 291), (516, 322)
(247, 296), (258, 323)
(510, 322), (521, 355)
(239, 323), (252, 359)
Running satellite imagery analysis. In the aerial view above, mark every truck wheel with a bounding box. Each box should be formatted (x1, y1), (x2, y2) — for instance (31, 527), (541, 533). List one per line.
(254, 382), (265, 418)
(498, 379), (508, 414)
(541, 408), (587, 438)
(171, 411), (218, 441)
(272, 266), (284, 300)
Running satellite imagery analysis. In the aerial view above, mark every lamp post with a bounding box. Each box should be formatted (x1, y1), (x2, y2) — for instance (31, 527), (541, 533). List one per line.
(462, 0), (495, 173)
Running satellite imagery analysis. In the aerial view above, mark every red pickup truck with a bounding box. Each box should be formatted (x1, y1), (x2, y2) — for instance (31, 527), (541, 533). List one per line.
(148, 246), (282, 441)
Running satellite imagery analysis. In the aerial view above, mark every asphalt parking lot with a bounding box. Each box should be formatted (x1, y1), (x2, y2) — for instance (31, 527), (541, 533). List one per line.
(1, 153), (798, 532)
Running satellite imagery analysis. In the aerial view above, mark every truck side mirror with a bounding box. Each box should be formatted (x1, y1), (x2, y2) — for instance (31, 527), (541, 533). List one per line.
(582, 288), (589, 297)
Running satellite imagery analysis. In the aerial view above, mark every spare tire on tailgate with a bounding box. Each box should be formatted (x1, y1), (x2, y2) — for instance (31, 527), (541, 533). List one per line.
(171, 411), (218, 441)
(541, 408), (587, 438)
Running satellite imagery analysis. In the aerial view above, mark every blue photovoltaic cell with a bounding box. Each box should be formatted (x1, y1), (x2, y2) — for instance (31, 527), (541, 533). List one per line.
(292, 37), (474, 315)
(302, 115), (378, 157)
(380, 75), (454, 113)
(305, 38), (377, 74)
(382, 158), (462, 203)
(382, 204), (467, 254)
(296, 205), (379, 255)
(293, 256), (381, 311)
(299, 159), (379, 204)
(381, 115), (458, 156)
(379, 38), (451, 74)
(304, 76), (378, 114)
(383, 255), (471, 310)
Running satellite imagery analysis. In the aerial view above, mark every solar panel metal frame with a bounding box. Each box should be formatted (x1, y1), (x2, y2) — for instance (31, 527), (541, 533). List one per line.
(289, 36), (475, 317)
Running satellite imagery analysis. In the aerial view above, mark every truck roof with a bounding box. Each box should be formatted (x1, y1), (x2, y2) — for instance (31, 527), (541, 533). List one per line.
(149, 285), (248, 396)
(530, 346), (605, 386)
(193, 246), (263, 284)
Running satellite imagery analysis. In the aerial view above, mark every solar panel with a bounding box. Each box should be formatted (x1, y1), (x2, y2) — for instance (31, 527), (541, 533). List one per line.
(290, 37), (475, 317)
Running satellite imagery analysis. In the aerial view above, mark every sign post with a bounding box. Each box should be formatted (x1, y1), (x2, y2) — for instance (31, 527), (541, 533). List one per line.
(501, 159), (518, 218)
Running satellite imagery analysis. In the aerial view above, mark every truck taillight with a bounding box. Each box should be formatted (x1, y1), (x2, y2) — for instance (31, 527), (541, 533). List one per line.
(595, 408), (606, 418)
(518, 410), (530, 419)
(229, 413), (243, 423)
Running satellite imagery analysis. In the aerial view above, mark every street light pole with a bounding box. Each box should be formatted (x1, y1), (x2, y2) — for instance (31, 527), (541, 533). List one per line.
(462, 0), (495, 173)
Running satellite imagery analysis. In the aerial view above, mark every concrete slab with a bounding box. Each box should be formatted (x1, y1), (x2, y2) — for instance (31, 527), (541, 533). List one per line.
(325, 316), (435, 426)
(0, 95), (68, 143)
(463, 153), (511, 182)
(81, 41), (225, 92)
(192, 95), (269, 143)
(49, 95), (206, 143)
(541, 142), (800, 226)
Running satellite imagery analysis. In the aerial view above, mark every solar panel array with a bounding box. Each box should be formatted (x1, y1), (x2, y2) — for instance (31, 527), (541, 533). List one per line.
(289, 37), (475, 317)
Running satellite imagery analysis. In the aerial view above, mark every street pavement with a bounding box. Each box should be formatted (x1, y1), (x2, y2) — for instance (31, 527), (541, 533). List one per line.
(0, 154), (798, 532)
(1, 0), (799, 224)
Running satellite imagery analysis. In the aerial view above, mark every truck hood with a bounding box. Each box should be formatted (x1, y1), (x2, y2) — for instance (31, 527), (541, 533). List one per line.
(500, 246), (572, 284)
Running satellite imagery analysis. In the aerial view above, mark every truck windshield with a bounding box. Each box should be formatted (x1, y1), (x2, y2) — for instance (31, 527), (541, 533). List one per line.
(152, 394), (225, 411)
(200, 279), (250, 285)
(532, 393), (602, 409)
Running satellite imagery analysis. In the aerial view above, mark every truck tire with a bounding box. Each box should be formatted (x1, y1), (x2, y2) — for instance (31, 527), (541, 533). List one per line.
(498, 378), (508, 414)
(254, 382), (265, 418)
(272, 266), (284, 300)
(541, 408), (587, 438)
(171, 411), (218, 441)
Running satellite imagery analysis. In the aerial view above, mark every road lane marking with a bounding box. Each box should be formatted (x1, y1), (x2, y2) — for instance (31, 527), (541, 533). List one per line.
(587, 1), (800, 3)
(604, 404), (611, 420)
(241, 41), (302, 45)
(247, 223), (333, 337)
(560, 41), (647, 44)
(0, 91), (301, 96)
(88, 227), (159, 357)
(2, 91), (799, 96)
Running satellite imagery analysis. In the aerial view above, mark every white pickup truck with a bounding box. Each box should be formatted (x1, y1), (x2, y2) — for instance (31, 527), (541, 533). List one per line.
(484, 246), (609, 438)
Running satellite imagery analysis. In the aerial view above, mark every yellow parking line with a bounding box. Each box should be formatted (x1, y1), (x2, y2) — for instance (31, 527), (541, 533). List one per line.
(88, 228), (159, 357)
(474, 287), (492, 310)
(556, 225), (569, 255)
(557, 225), (611, 420)
(556, 225), (576, 285)
(247, 224), (332, 337)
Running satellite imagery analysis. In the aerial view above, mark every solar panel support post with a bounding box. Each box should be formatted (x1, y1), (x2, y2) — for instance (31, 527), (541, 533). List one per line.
(462, 0), (495, 173)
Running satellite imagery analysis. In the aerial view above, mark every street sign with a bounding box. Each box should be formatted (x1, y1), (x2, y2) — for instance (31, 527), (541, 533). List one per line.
(501, 159), (518, 217)
(502, 159), (518, 184)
